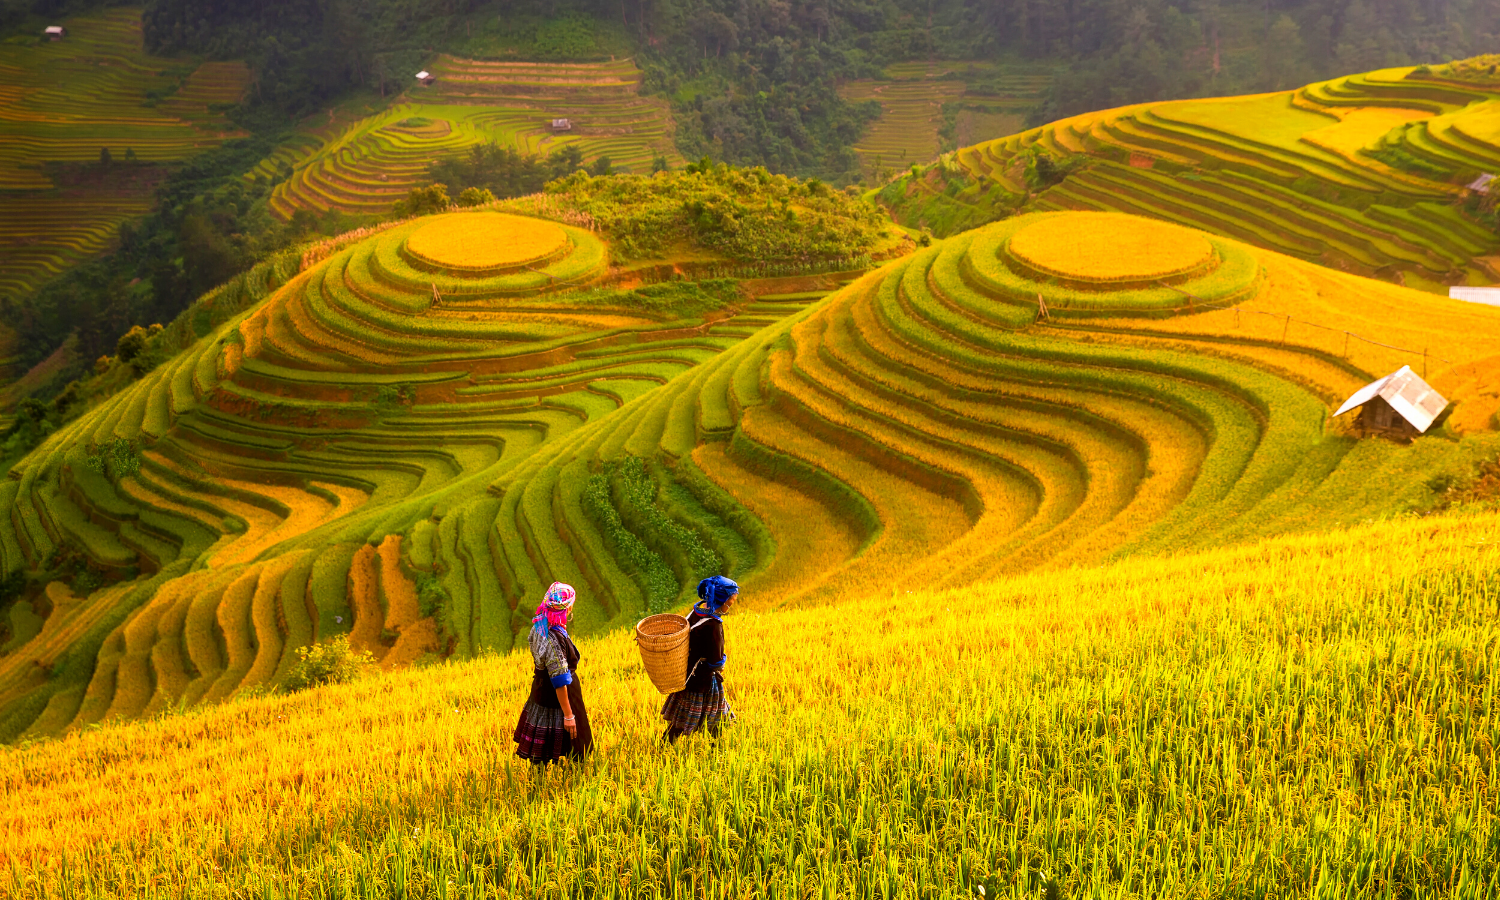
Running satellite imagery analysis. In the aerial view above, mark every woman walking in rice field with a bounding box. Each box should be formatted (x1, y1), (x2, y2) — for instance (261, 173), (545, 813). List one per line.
(662, 576), (739, 743)
(514, 582), (593, 764)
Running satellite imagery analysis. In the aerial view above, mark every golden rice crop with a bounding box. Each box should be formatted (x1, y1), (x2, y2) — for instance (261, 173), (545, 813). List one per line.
(2, 511), (1496, 898)
(1005, 211), (1213, 282)
(404, 213), (569, 271)
(1074, 243), (1500, 428)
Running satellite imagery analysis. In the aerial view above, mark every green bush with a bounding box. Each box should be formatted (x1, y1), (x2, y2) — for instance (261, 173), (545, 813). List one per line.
(85, 438), (141, 481)
(541, 166), (887, 262)
(533, 15), (597, 59)
(281, 636), (374, 692)
(581, 469), (678, 613)
(455, 186), (495, 207)
(414, 572), (448, 618)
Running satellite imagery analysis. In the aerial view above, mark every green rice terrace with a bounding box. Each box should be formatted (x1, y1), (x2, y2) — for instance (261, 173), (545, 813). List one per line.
(3, 203), (1497, 742)
(0, 7), (248, 315)
(881, 60), (1500, 293)
(839, 61), (1050, 182)
(268, 56), (683, 220)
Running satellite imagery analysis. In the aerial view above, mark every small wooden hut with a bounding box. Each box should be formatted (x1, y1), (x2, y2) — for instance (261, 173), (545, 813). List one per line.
(551, 118), (572, 132)
(44, 25), (66, 40)
(415, 70), (435, 85)
(1334, 365), (1448, 439)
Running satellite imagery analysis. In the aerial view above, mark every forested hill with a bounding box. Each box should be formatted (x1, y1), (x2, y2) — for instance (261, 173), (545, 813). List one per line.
(137, 0), (1500, 181)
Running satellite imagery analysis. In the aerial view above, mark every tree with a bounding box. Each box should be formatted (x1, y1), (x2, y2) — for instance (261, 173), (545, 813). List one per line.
(115, 326), (149, 364)
(456, 186), (495, 207)
(394, 183), (451, 217)
(1263, 15), (1306, 90)
(590, 156), (613, 177)
(98, 147), (112, 167)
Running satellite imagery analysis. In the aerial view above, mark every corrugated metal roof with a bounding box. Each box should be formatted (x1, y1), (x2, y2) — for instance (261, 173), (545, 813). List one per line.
(414, 71), (431, 79)
(1334, 365), (1448, 433)
(1469, 173), (1496, 193)
(1449, 286), (1500, 307)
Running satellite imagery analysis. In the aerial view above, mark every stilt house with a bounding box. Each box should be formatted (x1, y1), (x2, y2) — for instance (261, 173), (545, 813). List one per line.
(1334, 365), (1448, 439)
(415, 71), (435, 85)
(551, 118), (572, 132)
(44, 25), (65, 40)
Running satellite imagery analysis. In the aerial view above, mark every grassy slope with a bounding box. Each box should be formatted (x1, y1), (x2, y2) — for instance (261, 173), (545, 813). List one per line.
(0, 7), (248, 380)
(2, 207), (1499, 746)
(879, 63), (1500, 292)
(267, 57), (684, 221)
(838, 61), (1051, 182)
(2, 509), (1497, 896)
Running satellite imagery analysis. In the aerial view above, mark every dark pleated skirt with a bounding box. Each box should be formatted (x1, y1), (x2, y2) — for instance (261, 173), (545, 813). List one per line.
(661, 677), (735, 737)
(513, 682), (592, 763)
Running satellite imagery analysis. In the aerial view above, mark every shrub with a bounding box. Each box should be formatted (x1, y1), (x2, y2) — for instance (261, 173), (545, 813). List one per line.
(85, 438), (141, 481)
(115, 326), (149, 364)
(281, 636), (374, 692)
(455, 186), (495, 207)
(414, 572), (448, 617)
(393, 183), (451, 217)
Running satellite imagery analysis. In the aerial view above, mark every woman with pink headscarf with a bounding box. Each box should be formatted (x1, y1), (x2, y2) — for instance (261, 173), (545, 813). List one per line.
(513, 581), (593, 764)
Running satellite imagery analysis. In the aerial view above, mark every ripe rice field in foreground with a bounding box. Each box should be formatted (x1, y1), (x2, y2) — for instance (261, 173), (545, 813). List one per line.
(887, 58), (1500, 293)
(2, 510), (1498, 898)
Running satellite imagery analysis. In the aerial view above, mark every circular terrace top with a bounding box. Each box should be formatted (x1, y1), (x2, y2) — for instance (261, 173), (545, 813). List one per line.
(405, 213), (568, 272)
(1007, 212), (1213, 284)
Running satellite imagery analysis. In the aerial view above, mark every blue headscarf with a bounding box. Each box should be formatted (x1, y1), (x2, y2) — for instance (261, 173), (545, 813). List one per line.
(693, 575), (739, 620)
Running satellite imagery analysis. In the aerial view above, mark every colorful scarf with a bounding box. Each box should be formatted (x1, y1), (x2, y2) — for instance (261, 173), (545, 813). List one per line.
(532, 581), (576, 634)
(693, 575), (739, 620)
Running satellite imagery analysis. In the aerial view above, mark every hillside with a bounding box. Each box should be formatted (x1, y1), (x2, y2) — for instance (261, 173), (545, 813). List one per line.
(3, 510), (1497, 894)
(2, 204), (1497, 743)
(268, 56), (684, 220)
(0, 168), (898, 742)
(881, 61), (1500, 293)
(838, 61), (1051, 181)
(0, 7), (248, 379)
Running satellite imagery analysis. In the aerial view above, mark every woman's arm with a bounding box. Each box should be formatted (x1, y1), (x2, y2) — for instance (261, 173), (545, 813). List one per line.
(707, 620), (726, 675)
(537, 632), (577, 738)
(555, 686), (576, 738)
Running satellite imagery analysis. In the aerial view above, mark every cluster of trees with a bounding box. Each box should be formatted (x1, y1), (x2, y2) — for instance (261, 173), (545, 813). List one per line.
(134, 0), (1500, 181)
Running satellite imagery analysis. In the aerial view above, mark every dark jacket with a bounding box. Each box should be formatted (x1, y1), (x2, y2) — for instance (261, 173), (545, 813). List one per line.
(682, 611), (725, 692)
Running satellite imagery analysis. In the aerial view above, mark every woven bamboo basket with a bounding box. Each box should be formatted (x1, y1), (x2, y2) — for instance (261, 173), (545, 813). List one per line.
(635, 613), (690, 694)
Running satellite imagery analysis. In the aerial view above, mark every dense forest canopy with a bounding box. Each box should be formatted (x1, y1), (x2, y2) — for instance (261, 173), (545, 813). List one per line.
(134, 0), (1500, 148)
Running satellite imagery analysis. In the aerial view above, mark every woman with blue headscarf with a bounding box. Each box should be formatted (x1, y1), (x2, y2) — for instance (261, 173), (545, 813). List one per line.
(662, 575), (739, 743)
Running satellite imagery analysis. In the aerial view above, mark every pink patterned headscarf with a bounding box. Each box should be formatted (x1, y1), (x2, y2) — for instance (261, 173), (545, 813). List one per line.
(531, 582), (576, 634)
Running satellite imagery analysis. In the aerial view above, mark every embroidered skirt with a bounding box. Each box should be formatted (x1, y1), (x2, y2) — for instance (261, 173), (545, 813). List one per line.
(513, 696), (592, 762)
(661, 678), (735, 736)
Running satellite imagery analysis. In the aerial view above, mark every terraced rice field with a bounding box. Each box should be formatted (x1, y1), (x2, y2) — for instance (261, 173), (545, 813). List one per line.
(4, 209), (1497, 743)
(0, 210), (856, 739)
(841, 61), (1048, 180)
(0, 8), (247, 312)
(269, 57), (682, 220)
(932, 64), (1500, 290)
